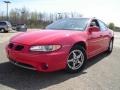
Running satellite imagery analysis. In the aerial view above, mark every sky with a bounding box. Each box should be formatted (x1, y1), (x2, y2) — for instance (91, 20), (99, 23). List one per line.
(0, 0), (120, 26)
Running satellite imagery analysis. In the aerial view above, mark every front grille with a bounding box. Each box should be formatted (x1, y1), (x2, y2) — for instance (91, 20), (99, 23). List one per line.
(15, 45), (24, 51)
(8, 43), (25, 51)
(8, 43), (14, 49)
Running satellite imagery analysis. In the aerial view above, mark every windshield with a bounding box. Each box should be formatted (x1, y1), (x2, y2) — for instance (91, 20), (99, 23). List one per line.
(46, 18), (89, 31)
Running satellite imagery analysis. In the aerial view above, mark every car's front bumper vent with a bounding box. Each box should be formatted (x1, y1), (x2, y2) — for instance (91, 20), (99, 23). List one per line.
(8, 43), (14, 49)
(15, 45), (24, 51)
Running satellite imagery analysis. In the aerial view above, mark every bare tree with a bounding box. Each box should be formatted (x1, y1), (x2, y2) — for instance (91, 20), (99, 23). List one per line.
(1, 7), (84, 28)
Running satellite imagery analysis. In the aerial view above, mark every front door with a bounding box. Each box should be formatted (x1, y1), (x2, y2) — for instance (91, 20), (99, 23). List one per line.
(87, 19), (103, 58)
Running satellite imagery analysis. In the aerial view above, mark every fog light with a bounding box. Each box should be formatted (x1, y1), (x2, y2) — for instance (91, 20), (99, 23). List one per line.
(41, 63), (48, 70)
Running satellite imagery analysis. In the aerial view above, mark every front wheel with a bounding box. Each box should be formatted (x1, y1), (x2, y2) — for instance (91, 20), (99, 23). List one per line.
(66, 45), (87, 73)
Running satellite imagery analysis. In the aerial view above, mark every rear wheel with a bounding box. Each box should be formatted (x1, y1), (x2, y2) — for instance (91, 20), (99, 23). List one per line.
(107, 39), (113, 53)
(66, 45), (87, 73)
(0, 28), (8, 33)
(0, 28), (5, 33)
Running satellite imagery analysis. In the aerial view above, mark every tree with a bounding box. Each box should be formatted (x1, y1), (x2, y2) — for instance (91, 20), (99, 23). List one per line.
(20, 7), (29, 24)
(0, 11), (5, 21)
(108, 22), (115, 30)
(0, 7), (84, 28)
(9, 9), (20, 24)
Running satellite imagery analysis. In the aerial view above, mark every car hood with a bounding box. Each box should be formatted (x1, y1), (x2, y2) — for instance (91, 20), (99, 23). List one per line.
(10, 30), (82, 45)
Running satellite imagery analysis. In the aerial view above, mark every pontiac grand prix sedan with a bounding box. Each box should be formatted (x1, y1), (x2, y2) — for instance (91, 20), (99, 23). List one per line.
(6, 18), (114, 73)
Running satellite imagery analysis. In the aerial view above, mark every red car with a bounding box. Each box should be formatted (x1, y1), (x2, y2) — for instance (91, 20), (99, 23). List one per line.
(6, 18), (114, 73)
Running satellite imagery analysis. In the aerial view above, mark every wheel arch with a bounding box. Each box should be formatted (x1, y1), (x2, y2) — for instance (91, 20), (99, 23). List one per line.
(72, 41), (87, 50)
(0, 28), (4, 29)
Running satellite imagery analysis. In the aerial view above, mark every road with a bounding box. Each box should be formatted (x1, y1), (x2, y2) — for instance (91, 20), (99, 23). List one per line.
(0, 31), (120, 90)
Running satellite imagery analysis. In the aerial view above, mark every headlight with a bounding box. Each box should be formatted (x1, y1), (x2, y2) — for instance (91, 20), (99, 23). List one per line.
(30, 45), (61, 52)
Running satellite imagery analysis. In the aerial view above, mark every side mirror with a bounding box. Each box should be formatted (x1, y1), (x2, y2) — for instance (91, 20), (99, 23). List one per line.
(88, 26), (100, 33)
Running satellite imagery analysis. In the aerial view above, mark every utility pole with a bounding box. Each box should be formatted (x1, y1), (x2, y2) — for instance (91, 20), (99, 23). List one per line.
(3, 1), (11, 21)
(21, 11), (25, 24)
(58, 13), (62, 19)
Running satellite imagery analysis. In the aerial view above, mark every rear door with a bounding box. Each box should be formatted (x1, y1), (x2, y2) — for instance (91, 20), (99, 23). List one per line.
(98, 20), (110, 51)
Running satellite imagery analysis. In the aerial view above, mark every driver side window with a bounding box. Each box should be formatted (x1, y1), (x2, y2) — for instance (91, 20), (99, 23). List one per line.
(90, 20), (100, 28)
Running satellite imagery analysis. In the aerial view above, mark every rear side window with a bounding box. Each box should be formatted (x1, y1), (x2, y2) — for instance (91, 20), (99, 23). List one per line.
(0, 22), (6, 25)
(90, 19), (100, 28)
(98, 20), (108, 31)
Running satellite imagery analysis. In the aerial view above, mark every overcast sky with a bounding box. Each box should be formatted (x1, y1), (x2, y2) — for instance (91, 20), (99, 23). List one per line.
(0, 0), (120, 26)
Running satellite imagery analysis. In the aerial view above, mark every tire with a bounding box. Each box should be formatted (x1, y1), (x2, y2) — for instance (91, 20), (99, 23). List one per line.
(107, 39), (113, 53)
(0, 28), (5, 33)
(0, 28), (8, 33)
(66, 45), (87, 73)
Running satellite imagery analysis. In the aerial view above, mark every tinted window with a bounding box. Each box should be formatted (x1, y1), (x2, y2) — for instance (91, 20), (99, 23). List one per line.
(0, 22), (6, 25)
(46, 18), (89, 31)
(90, 20), (100, 28)
(98, 20), (107, 31)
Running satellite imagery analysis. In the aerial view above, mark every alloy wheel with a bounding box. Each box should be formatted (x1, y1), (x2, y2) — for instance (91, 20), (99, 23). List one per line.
(1, 29), (5, 32)
(67, 50), (84, 70)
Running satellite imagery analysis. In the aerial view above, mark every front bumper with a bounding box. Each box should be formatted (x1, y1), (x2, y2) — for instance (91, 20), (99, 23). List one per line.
(6, 45), (70, 72)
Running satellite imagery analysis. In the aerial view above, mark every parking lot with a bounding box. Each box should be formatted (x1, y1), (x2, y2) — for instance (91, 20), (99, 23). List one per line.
(0, 31), (120, 90)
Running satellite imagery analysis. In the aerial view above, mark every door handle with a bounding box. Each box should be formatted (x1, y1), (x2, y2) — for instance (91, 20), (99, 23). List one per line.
(100, 35), (103, 37)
